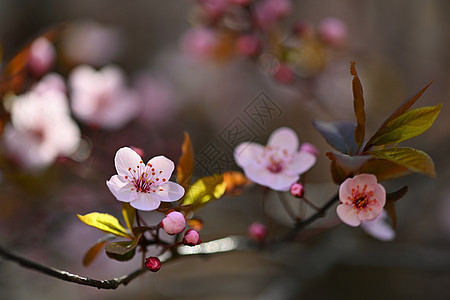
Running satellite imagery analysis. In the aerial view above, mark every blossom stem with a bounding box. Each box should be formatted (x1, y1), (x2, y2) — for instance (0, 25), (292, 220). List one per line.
(277, 192), (298, 222)
(302, 196), (321, 211)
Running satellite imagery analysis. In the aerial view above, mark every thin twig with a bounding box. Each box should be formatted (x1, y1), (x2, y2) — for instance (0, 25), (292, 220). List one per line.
(277, 192), (298, 222)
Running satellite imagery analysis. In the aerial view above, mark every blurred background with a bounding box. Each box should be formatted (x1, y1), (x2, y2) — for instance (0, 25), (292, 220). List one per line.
(0, 0), (449, 299)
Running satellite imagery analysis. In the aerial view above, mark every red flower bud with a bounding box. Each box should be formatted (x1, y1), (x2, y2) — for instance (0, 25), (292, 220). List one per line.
(145, 257), (161, 272)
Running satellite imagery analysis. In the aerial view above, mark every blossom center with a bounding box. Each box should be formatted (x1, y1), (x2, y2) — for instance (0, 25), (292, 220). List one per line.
(346, 184), (377, 213)
(261, 146), (291, 174)
(124, 161), (167, 194)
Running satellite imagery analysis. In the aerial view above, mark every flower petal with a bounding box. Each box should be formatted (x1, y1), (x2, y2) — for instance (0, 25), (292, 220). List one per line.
(106, 175), (138, 202)
(245, 165), (298, 191)
(154, 181), (185, 202)
(349, 174), (378, 192)
(285, 151), (316, 175)
(115, 147), (143, 176)
(372, 183), (386, 207)
(361, 211), (395, 241)
(130, 193), (161, 211)
(147, 155), (174, 183)
(338, 178), (352, 203)
(267, 127), (299, 153)
(234, 142), (264, 168)
(336, 204), (361, 227)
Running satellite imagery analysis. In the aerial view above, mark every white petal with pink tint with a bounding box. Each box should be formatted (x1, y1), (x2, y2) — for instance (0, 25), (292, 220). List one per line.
(285, 151), (316, 175)
(106, 175), (137, 202)
(130, 193), (161, 211)
(267, 127), (299, 154)
(336, 204), (361, 227)
(154, 181), (185, 202)
(114, 147), (142, 176)
(234, 142), (265, 167)
(147, 156), (175, 184)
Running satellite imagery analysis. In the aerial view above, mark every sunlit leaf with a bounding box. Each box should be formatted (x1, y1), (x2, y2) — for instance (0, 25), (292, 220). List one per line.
(223, 171), (251, 195)
(386, 186), (408, 203)
(313, 120), (358, 155)
(177, 131), (194, 191)
(181, 175), (227, 209)
(358, 159), (411, 181)
(77, 213), (130, 238)
(367, 104), (441, 146)
(121, 203), (135, 234)
(369, 147), (435, 177)
(82, 234), (116, 267)
(187, 218), (204, 231)
(363, 82), (432, 152)
(350, 62), (366, 152)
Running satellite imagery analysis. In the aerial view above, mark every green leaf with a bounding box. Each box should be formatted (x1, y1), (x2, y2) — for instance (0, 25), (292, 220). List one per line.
(121, 203), (135, 234)
(363, 82), (432, 152)
(358, 159), (411, 181)
(77, 213), (131, 238)
(313, 120), (358, 155)
(386, 186), (408, 203)
(82, 234), (116, 267)
(369, 147), (435, 177)
(367, 104), (442, 146)
(104, 233), (142, 262)
(177, 131), (194, 190)
(181, 175), (227, 209)
(350, 62), (366, 152)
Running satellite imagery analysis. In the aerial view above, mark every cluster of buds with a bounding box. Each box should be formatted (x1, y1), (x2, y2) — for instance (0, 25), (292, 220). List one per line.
(183, 0), (349, 83)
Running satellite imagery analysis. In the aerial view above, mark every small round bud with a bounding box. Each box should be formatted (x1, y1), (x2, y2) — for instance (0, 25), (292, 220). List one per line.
(161, 211), (186, 235)
(318, 17), (348, 47)
(290, 183), (305, 198)
(273, 63), (295, 84)
(236, 34), (260, 57)
(130, 146), (144, 158)
(300, 142), (319, 157)
(28, 37), (56, 77)
(248, 222), (267, 242)
(183, 229), (202, 246)
(145, 257), (161, 272)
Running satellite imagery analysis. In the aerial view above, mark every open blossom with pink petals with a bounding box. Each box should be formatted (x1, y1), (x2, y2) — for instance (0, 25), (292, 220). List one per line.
(3, 74), (80, 171)
(106, 147), (185, 211)
(234, 127), (316, 191)
(337, 174), (386, 227)
(69, 65), (139, 130)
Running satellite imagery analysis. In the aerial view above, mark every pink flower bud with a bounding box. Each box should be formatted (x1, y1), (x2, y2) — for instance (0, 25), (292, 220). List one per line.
(183, 229), (202, 246)
(130, 146), (145, 158)
(145, 257), (161, 272)
(318, 17), (348, 47)
(248, 222), (267, 241)
(290, 183), (304, 198)
(236, 34), (260, 57)
(300, 142), (319, 157)
(161, 211), (186, 235)
(28, 37), (56, 77)
(273, 64), (295, 84)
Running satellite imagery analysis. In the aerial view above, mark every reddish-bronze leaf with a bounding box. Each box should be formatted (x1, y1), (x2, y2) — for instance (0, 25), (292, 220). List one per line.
(386, 186), (408, 203)
(350, 62), (366, 153)
(177, 131), (194, 191)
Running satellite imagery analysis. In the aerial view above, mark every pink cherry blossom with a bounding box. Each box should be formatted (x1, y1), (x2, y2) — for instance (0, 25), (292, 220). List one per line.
(161, 211), (186, 235)
(145, 257), (161, 272)
(290, 183), (304, 198)
(361, 210), (395, 241)
(300, 142), (319, 157)
(236, 34), (260, 57)
(3, 76), (80, 171)
(106, 147), (185, 211)
(69, 65), (140, 130)
(181, 27), (218, 60)
(337, 174), (386, 227)
(248, 222), (267, 241)
(183, 229), (202, 246)
(234, 127), (316, 191)
(318, 17), (348, 47)
(255, 0), (292, 29)
(28, 37), (56, 77)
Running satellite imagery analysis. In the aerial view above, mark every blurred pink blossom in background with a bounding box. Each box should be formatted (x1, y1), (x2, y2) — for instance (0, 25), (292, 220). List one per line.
(69, 65), (140, 130)
(28, 37), (56, 77)
(361, 210), (395, 241)
(3, 74), (80, 171)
